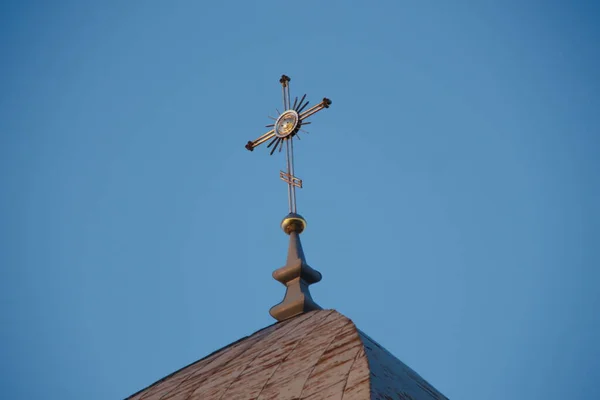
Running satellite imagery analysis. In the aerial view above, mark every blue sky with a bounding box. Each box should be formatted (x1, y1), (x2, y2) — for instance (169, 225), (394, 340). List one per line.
(1, 1), (598, 399)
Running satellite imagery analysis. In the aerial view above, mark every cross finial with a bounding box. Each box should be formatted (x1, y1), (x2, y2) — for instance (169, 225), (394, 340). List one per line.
(245, 75), (331, 217)
(245, 75), (331, 321)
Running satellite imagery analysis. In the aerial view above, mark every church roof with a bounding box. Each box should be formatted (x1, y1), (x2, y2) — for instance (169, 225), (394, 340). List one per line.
(127, 309), (448, 400)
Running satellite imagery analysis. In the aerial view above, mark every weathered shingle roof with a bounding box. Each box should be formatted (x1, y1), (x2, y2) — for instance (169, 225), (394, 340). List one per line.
(127, 310), (448, 400)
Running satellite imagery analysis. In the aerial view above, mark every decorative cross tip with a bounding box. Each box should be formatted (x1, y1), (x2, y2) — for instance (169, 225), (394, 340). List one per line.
(279, 74), (291, 86)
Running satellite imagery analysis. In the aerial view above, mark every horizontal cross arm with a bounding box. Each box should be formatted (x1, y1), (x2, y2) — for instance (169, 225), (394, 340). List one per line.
(299, 98), (332, 120)
(245, 129), (275, 151)
(280, 171), (303, 188)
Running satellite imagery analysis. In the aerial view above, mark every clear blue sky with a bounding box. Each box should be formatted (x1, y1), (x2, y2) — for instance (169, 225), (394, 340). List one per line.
(1, 1), (598, 399)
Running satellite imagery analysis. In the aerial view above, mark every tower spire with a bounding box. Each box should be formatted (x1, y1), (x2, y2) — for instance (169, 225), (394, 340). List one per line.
(245, 74), (331, 321)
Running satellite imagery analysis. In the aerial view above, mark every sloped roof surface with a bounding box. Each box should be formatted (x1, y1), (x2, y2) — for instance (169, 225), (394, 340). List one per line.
(127, 310), (447, 400)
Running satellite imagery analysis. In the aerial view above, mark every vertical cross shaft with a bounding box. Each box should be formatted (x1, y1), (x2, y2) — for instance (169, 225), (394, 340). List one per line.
(285, 138), (298, 213)
(280, 75), (297, 214)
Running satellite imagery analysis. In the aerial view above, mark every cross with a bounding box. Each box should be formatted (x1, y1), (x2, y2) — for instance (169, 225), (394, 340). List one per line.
(245, 75), (331, 215)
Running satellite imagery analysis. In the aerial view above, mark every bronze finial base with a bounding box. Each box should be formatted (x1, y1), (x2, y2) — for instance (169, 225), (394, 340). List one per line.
(269, 219), (322, 321)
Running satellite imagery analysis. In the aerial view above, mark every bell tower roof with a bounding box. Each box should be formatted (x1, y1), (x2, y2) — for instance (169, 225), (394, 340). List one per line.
(127, 310), (448, 400)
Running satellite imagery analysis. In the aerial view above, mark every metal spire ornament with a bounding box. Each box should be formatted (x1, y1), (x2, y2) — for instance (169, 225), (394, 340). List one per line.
(245, 75), (331, 321)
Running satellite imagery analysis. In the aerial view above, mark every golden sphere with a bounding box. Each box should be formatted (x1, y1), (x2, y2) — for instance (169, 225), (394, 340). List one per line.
(281, 213), (307, 234)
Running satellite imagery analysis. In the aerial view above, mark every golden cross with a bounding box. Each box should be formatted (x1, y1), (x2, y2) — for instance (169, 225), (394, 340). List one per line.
(245, 75), (331, 214)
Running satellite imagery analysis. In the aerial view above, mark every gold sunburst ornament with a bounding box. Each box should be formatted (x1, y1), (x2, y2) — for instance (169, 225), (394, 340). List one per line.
(245, 75), (331, 232)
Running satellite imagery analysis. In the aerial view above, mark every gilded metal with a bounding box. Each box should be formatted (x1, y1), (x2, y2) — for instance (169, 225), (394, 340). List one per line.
(274, 110), (300, 138)
(280, 212), (307, 234)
